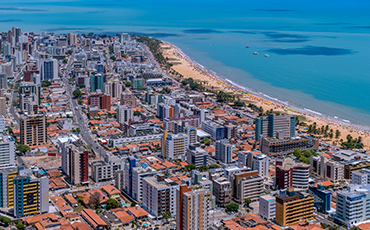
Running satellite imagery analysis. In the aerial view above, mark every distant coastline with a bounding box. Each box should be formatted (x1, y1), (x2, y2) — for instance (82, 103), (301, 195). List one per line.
(162, 40), (370, 136)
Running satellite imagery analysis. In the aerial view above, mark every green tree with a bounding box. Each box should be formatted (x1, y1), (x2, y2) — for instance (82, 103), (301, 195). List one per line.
(185, 164), (197, 172)
(203, 138), (211, 146)
(73, 89), (82, 98)
(162, 211), (172, 223)
(63, 58), (68, 64)
(244, 198), (252, 207)
(293, 149), (302, 158)
(125, 81), (132, 87)
(41, 80), (51, 87)
(131, 201), (137, 207)
(77, 98), (83, 104)
(79, 84), (86, 88)
(320, 223), (328, 229)
(110, 55), (116, 61)
(16, 144), (31, 153)
(233, 101), (245, 107)
(0, 216), (10, 226)
(303, 149), (313, 158)
(106, 198), (120, 210)
(76, 128), (81, 133)
(16, 223), (25, 230)
(225, 203), (239, 212)
(335, 130), (341, 139)
(134, 111), (141, 116)
(12, 99), (19, 106)
(66, 50), (73, 55)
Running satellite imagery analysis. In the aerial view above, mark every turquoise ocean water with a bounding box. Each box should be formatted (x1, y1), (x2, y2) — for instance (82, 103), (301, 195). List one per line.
(1, 0), (370, 126)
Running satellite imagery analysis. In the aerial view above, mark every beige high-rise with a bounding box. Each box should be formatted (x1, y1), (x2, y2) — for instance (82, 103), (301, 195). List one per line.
(20, 115), (47, 146)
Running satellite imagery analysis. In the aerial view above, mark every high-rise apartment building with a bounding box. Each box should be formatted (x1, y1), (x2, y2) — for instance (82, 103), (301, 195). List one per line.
(253, 154), (269, 178)
(0, 135), (15, 168)
(40, 59), (58, 81)
(90, 73), (104, 92)
(186, 145), (208, 167)
(62, 143), (89, 186)
(0, 166), (18, 208)
(233, 170), (264, 202)
(310, 155), (344, 183)
(90, 160), (114, 183)
(215, 139), (234, 164)
(255, 113), (296, 142)
(177, 185), (210, 230)
(164, 133), (188, 160)
(142, 174), (179, 218)
(14, 169), (49, 217)
(117, 105), (133, 125)
(212, 177), (232, 206)
(275, 158), (309, 190)
(120, 89), (136, 107)
(20, 115), (47, 146)
(0, 73), (7, 90)
(275, 188), (314, 226)
(202, 120), (225, 141)
(259, 195), (276, 220)
(67, 33), (77, 45)
(0, 97), (6, 116)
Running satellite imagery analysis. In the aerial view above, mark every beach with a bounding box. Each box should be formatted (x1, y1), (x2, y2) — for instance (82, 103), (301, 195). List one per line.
(161, 42), (370, 149)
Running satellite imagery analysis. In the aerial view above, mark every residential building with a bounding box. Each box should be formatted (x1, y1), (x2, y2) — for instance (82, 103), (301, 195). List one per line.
(253, 154), (269, 178)
(19, 82), (41, 105)
(120, 33), (130, 43)
(20, 115), (47, 146)
(114, 170), (125, 191)
(212, 177), (232, 206)
(202, 120), (225, 140)
(275, 188), (314, 226)
(186, 144), (208, 167)
(117, 105), (133, 125)
(238, 151), (254, 169)
(275, 158), (309, 190)
(91, 160), (114, 183)
(90, 73), (104, 92)
(233, 170), (264, 202)
(176, 185), (210, 230)
(260, 136), (319, 156)
(142, 174), (179, 218)
(310, 155), (344, 183)
(0, 97), (6, 116)
(0, 73), (7, 89)
(67, 33), (77, 45)
(120, 89), (136, 107)
(13, 170), (49, 217)
(336, 186), (370, 226)
(164, 133), (188, 161)
(0, 166), (18, 208)
(81, 209), (107, 230)
(259, 195), (276, 221)
(40, 59), (58, 81)
(352, 171), (368, 185)
(255, 113), (296, 142)
(0, 135), (15, 167)
(0, 116), (5, 131)
(215, 139), (234, 164)
(124, 157), (158, 201)
(62, 143), (89, 186)
(87, 93), (111, 111)
(308, 184), (332, 213)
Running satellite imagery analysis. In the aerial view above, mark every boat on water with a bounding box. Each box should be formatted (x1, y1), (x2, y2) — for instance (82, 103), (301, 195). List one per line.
(264, 54), (270, 57)
(245, 45), (250, 48)
(253, 52), (259, 55)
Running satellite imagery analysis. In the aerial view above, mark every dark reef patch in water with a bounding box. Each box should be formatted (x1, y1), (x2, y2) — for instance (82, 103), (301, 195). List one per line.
(267, 46), (354, 56)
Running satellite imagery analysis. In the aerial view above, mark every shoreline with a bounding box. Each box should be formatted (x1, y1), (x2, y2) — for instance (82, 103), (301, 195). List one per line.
(161, 40), (370, 148)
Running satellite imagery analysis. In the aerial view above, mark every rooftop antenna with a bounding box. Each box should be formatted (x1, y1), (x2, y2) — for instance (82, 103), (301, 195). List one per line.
(132, 28), (135, 37)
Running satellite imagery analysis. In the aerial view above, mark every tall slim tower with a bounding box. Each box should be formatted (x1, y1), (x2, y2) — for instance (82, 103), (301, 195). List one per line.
(20, 115), (47, 146)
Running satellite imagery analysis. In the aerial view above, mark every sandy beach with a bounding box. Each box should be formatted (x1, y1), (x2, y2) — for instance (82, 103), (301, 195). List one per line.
(161, 42), (370, 149)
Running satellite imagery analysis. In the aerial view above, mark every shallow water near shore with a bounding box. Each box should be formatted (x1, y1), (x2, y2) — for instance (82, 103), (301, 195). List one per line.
(1, 0), (370, 125)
